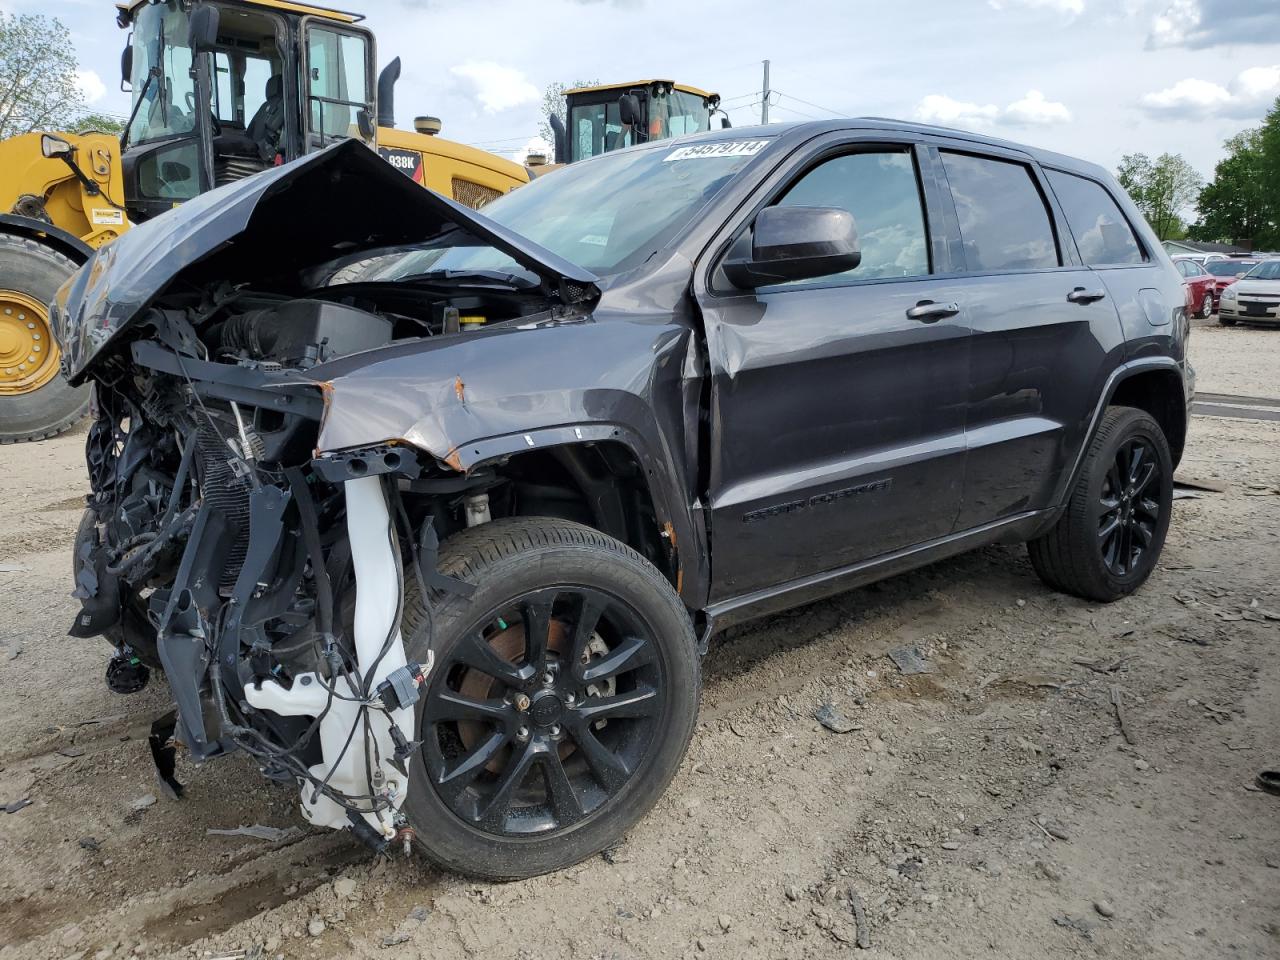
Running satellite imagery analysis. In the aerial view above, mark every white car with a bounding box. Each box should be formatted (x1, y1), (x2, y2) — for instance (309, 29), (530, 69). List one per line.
(1218, 259), (1280, 326)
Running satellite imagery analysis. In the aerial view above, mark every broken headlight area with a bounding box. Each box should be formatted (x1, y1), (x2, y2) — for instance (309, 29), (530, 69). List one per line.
(68, 293), (515, 849)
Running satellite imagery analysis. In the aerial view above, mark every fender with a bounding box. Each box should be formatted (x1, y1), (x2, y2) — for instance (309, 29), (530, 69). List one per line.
(308, 317), (710, 610)
(0, 213), (95, 264)
(1045, 355), (1190, 524)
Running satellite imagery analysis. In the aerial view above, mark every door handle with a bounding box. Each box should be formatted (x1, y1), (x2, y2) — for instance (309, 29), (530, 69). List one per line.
(1067, 287), (1107, 304)
(906, 300), (960, 322)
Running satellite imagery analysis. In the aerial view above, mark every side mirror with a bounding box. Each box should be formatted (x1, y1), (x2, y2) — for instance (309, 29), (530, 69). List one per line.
(120, 43), (133, 91)
(355, 109), (375, 140)
(618, 93), (641, 126)
(187, 5), (219, 52)
(723, 206), (862, 289)
(720, 115), (732, 129)
(41, 134), (73, 159)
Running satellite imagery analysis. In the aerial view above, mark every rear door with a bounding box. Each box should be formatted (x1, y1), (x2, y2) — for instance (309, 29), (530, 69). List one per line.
(927, 145), (1126, 529)
(695, 134), (974, 601)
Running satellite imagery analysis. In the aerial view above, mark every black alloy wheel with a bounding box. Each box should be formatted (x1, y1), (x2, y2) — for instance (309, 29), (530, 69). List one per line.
(421, 586), (664, 836)
(400, 518), (699, 880)
(1097, 436), (1162, 577)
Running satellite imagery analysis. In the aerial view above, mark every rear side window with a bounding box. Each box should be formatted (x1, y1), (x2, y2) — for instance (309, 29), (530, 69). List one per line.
(1046, 170), (1145, 266)
(940, 152), (1059, 272)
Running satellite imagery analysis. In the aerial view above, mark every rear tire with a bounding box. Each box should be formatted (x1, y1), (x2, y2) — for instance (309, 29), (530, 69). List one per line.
(1198, 292), (1213, 319)
(400, 517), (700, 880)
(0, 234), (89, 443)
(1028, 407), (1173, 602)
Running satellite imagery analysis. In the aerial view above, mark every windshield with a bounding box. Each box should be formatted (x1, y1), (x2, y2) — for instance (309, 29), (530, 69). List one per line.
(649, 89), (711, 139)
(1244, 260), (1280, 280)
(1204, 260), (1256, 276)
(334, 138), (771, 284)
(127, 2), (197, 145)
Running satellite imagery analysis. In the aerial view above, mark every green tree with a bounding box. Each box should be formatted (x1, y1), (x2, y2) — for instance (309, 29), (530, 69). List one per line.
(1188, 129), (1270, 246)
(1115, 152), (1204, 241)
(538, 79), (601, 148)
(0, 13), (91, 139)
(1258, 96), (1280, 249)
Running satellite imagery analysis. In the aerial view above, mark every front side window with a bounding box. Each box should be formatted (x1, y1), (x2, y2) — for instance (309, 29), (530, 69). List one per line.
(126, 2), (197, 145)
(306, 27), (370, 141)
(569, 100), (629, 162)
(941, 152), (1059, 272)
(135, 140), (201, 201)
(1047, 170), (1144, 266)
(771, 149), (930, 285)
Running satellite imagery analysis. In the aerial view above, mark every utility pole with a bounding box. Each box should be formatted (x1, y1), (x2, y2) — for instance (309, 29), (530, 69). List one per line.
(761, 60), (770, 125)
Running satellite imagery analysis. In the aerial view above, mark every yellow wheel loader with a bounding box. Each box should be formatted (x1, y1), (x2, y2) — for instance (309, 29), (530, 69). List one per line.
(0, 0), (530, 443)
(545, 80), (730, 166)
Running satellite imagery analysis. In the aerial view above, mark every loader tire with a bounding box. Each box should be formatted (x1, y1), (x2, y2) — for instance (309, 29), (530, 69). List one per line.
(0, 233), (89, 443)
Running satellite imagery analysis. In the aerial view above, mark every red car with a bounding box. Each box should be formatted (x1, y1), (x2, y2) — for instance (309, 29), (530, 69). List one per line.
(1201, 258), (1260, 311)
(1173, 257), (1218, 318)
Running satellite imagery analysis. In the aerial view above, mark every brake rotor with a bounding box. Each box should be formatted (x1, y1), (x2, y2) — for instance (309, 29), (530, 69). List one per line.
(456, 617), (614, 772)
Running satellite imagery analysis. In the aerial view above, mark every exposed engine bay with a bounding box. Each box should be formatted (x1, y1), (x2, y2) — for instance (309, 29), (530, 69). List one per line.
(71, 274), (564, 845)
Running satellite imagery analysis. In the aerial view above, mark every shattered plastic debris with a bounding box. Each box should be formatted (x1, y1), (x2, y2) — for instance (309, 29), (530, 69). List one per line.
(206, 824), (301, 842)
(3, 798), (32, 814)
(887, 645), (935, 675)
(814, 703), (861, 734)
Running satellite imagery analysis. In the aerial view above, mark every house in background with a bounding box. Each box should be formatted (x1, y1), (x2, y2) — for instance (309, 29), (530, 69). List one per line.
(1162, 239), (1251, 259)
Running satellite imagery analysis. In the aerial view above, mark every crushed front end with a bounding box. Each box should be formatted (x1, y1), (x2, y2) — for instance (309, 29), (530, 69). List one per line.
(52, 140), (601, 851)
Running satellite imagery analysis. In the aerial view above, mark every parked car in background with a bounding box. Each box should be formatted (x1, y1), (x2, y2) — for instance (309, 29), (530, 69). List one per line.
(1202, 258), (1260, 310)
(1218, 259), (1280, 326)
(1173, 257), (1217, 318)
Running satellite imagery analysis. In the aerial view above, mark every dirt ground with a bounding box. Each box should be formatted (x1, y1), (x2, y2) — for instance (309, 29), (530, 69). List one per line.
(1, 315), (1277, 960)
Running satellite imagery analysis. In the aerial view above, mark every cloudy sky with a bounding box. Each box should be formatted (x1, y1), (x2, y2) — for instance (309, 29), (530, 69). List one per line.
(8, 0), (1280, 179)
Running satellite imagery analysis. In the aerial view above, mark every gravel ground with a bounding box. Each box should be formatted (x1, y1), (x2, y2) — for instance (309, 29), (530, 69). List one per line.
(0, 315), (1277, 960)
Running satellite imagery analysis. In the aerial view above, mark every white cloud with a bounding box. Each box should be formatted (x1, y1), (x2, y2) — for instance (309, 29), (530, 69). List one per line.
(512, 135), (552, 164)
(1003, 89), (1072, 125)
(915, 94), (1000, 128)
(448, 61), (539, 115)
(1147, 0), (1280, 49)
(914, 90), (1071, 129)
(75, 69), (106, 105)
(1139, 66), (1280, 119)
(988, 0), (1084, 14)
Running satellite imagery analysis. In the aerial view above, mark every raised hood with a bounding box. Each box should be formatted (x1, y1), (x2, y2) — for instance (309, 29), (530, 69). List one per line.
(53, 139), (599, 384)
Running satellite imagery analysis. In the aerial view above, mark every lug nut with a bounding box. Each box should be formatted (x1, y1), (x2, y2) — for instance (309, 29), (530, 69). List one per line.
(516, 726), (530, 742)
(549, 724), (561, 737)
(514, 693), (531, 711)
(564, 692), (576, 705)
(542, 671), (555, 687)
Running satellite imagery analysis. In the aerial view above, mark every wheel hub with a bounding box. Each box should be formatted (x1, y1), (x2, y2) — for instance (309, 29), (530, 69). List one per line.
(0, 290), (59, 395)
(529, 690), (566, 728)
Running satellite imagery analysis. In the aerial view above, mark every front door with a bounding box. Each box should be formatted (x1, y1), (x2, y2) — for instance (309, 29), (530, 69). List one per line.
(698, 143), (973, 602)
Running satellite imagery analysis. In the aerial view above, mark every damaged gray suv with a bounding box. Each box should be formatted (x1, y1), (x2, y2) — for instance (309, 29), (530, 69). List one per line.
(54, 121), (1192, 879)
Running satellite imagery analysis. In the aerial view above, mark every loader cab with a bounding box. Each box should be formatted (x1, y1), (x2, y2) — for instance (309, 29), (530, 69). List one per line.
(117, 0), (375, 221)
(557, 81), (723, 164)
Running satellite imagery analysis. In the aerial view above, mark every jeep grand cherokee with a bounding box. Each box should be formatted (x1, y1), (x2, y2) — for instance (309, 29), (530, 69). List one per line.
(53, 121), (1192, 880)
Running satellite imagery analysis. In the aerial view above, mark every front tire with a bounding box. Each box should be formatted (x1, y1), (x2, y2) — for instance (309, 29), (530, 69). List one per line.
(1028, 407), (1173, 602)
(401, 518), (700, 880)
(1199, 292), (1213, 319)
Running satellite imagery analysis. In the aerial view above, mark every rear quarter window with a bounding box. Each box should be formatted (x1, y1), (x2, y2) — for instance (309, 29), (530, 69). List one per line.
(1046, 169), (1145, 266)
(940, 152), (1059, 272)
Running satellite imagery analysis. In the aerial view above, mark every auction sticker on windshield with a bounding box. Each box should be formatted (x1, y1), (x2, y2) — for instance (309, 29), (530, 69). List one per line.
(664, 140), (769, 162)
